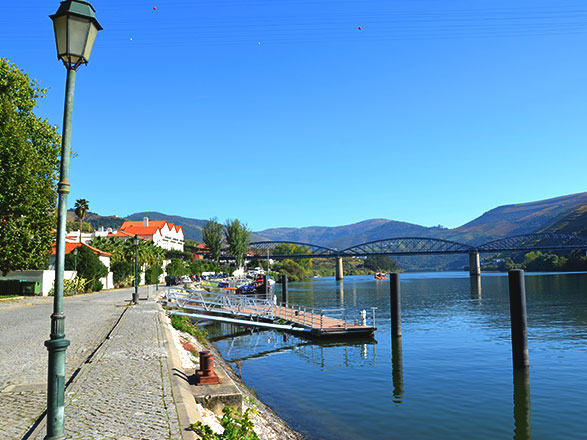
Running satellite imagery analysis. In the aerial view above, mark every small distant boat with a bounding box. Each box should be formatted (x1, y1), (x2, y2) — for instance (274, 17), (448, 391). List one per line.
(374, 273), (387, 280)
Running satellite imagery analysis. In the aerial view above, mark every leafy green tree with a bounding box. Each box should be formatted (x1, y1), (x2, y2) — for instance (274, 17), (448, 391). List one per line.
(0, 59), (61, 275)
(166, 258), (186, 277)
(65, 245), (107, 291)
(66, 220), (92, 232)
(202, 217), (223, 264)
(145, 263), (163, 284)
(273, 243), (313, 269)
(363, 256), (400, 272)
(111, 260), (133, 286)
(224, 219), (250, 269)
(74, 198), (89, 238)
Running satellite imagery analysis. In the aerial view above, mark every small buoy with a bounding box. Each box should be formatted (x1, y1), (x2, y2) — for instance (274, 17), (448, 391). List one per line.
(358, 26), (362, 30)
(153, 6), (157, 10)
(257, 41), (261, 46)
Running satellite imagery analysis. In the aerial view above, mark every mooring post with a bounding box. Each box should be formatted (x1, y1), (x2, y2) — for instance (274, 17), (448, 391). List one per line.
(508, 269), (529, 369)
(513, 369), (532, 440)
(281, 274), (288, 305)
(390, 272), (402, 338)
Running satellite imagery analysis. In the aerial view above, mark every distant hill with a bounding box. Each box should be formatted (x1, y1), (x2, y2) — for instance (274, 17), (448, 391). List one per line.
(70, 192), (586, 250)
(66, 210), (126, 231)
(256, 219), (446, 249)
(540, 203), (587, 237)
(447, 192), (587, 244)
(254, 192), (587, 248)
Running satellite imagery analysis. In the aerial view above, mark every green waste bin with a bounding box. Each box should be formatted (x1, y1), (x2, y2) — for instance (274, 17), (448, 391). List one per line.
(21, 281), (41, 295)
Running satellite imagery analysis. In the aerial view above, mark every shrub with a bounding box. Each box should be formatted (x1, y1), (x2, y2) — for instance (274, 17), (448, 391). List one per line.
(111, 260), (133, 286)
(191, 406), (259, 440)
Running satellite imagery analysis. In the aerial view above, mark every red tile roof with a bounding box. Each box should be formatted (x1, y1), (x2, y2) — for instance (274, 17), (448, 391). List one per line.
(52, 242), (114, 257)
(118, 220), (184, 237)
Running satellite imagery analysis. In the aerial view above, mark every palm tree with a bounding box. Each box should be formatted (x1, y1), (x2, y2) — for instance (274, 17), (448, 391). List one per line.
(74, 199), (89, 242)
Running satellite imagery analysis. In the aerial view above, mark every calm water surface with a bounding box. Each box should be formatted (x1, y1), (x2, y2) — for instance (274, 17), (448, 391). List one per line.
(207, 272), (587, 440)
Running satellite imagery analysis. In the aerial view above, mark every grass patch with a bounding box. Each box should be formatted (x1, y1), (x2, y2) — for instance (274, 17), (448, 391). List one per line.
(0, 294), (20, 299)
(170, 314), (208, 344)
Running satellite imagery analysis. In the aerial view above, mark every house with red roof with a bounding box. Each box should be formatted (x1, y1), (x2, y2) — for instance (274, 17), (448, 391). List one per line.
(49, 242), (115, 290)
(113, 217), (184, 251)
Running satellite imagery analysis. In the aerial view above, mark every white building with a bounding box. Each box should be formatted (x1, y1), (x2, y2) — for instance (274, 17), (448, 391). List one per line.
(114, 217), (184, 251)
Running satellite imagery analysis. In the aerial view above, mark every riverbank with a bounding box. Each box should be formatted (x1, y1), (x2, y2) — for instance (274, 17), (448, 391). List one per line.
(164, 310), (305, 440)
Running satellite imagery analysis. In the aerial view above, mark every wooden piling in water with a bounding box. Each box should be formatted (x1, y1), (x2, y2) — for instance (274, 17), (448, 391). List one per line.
(390, 272), (401, 338)
(281, 275), (288, 305)
(508, 270), (529, 369)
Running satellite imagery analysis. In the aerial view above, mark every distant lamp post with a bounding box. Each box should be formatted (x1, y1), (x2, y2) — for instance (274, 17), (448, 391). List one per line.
(46, 2), (101, 439)
(73, 247), (78, 295)
(133, 235), (140, 304)
(156, 255), (160, 291)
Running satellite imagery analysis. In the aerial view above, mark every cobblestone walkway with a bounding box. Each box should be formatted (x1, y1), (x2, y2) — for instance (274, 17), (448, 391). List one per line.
(0, 289), (133, 439)
(34, 301), (181, 439)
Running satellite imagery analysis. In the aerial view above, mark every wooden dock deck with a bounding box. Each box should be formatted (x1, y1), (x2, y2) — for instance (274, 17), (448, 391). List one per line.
(165, 288), (377, 339)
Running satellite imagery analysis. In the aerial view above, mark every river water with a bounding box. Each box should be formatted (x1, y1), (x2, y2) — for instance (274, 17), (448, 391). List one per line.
(206, 272), (587, 440)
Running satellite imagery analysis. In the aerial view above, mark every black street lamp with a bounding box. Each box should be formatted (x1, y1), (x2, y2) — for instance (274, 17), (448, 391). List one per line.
(133, 234), (140, 304)
(46, 2), (101, 439)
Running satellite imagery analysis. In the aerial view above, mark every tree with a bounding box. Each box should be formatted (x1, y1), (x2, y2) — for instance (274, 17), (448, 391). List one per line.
(0, 59), (61, 275)
(74, 198), (89, 240)
(65, 245), (107, 291)
(166, 258), (186, 277)
(273, 243), (313, 269)
(202, 217), (223, 264)
(363, 256), (400, 273)
(111, 260), (133, 286)
(224, 219), (250, 269)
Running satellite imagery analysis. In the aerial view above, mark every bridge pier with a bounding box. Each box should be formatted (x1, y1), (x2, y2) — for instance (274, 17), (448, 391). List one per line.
(335, 257), (344, 281)
(469, 251), (481, 277)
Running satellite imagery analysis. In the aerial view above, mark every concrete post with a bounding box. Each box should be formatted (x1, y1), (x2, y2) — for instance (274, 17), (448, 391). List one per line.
(335, 256), (344, 281)
(281, 275), (288, 305)
(508, 270), (529, 369)
(469, 251), (481, 276)
(390, 273), (401, 338)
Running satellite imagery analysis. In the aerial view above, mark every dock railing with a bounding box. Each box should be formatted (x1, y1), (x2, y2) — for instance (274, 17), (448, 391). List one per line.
(165, 288), (376, 331)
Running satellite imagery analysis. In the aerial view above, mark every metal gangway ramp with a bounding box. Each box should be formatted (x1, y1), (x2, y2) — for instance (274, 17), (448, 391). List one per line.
(164, 287), (376, 338)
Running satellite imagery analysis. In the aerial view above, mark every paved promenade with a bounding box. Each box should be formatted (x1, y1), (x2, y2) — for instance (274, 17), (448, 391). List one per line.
(0, 287), (196, 440)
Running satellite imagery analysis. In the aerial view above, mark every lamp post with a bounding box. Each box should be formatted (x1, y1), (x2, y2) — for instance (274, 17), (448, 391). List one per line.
(133, 234), (140, 304)
(156, 255), (160, 291)
(73, 247), (78, 295)
(46, 2), (101, 439)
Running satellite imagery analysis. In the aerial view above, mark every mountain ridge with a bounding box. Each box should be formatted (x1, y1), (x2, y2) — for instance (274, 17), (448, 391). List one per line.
(72, 192), (586, 245)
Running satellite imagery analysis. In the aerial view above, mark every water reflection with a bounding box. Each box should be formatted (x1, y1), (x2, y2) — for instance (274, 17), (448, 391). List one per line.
(337, 281), (344, 307)
(513, 370), (532, 440)
(470, 275), (482, 301)
(211, 325), (378, 370)
(391, 336), (404, 403)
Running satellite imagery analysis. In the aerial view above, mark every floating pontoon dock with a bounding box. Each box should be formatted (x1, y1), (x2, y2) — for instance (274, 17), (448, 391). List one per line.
(164, 288), (376, 339)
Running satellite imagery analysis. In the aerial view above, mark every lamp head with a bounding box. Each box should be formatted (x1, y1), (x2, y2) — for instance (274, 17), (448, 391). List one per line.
(50, 0), (102, 70)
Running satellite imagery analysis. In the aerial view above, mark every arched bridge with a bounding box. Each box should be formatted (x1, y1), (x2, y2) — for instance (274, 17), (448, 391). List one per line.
(248, 233), (587, 279)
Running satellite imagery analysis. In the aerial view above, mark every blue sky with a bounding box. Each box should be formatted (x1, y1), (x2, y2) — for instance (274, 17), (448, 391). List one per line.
(2, 1), (586, 231)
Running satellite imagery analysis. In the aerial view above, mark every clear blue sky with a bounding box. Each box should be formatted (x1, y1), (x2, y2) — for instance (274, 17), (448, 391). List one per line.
(2, 1), (586, 231)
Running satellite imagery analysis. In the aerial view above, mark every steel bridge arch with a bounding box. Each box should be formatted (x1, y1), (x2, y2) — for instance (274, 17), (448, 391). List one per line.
(340, 237), (475, 257)
(248, 241), (338, 259)
(477, 233), (587, 253)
